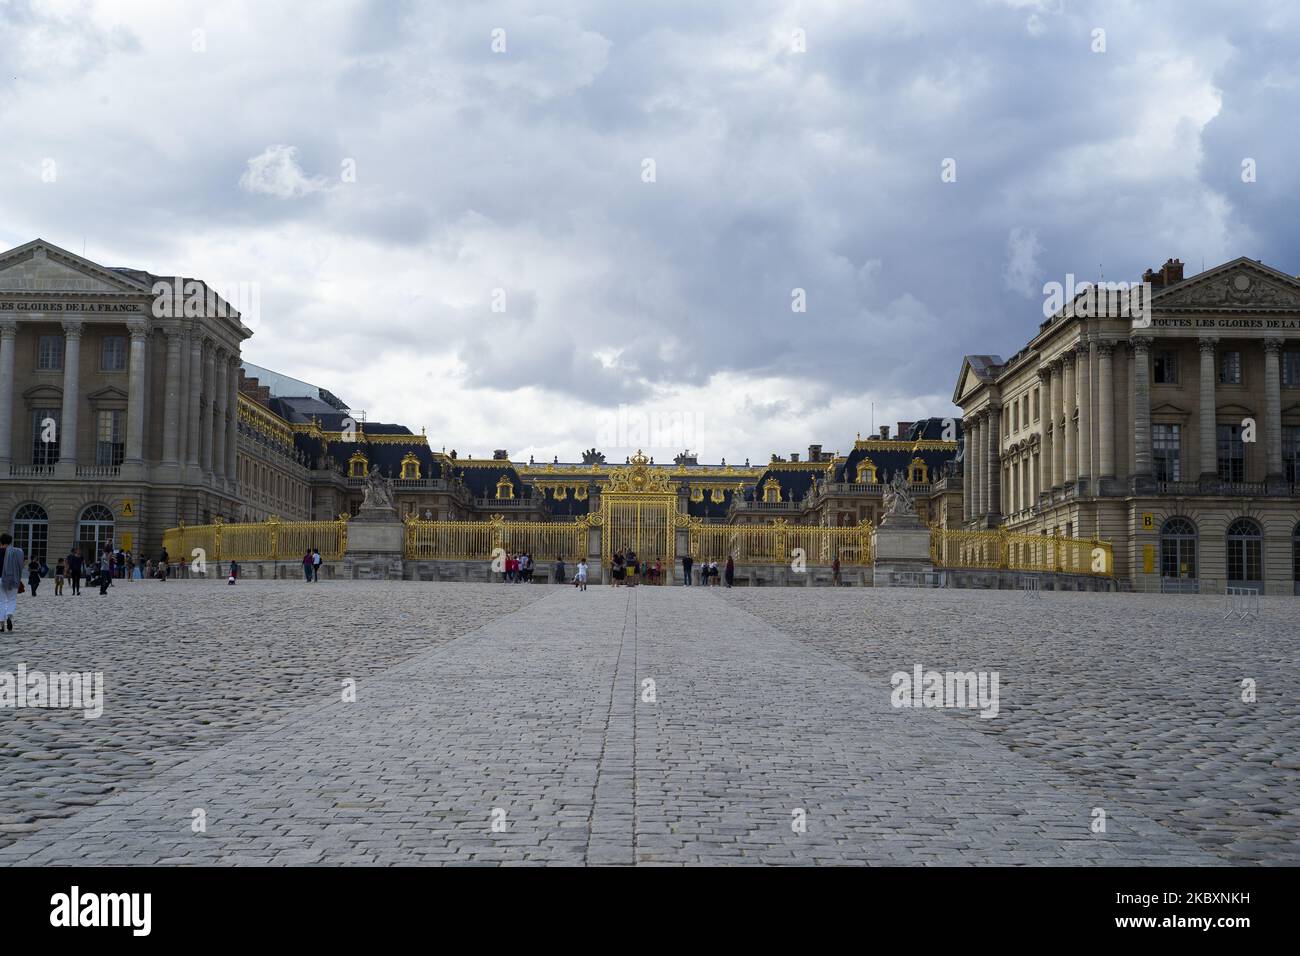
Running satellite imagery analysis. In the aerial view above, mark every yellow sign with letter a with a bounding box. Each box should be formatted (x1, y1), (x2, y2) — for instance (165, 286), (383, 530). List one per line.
(122, 499), (135, 518)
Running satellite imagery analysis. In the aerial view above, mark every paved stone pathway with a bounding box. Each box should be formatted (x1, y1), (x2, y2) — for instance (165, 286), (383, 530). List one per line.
(0, 584), (1225, 865)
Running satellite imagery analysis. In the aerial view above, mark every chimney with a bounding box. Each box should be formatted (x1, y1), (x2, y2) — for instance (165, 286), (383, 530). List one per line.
(808, 443), (822, 462)
(492, 449), (509, 460)
(1145, 258), (1185, 289)
(879, 425), (890, 440)
(897, 421), (914, 439)
(790, 452), (800, 462)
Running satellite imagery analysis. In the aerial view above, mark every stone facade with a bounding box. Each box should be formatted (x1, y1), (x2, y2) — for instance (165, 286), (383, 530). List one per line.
(955, 256), (1300, 594)
(1, 239), (247, 562)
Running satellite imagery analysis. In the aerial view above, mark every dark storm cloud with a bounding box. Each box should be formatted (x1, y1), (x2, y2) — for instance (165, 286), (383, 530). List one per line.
(1, 0), (1297, 459)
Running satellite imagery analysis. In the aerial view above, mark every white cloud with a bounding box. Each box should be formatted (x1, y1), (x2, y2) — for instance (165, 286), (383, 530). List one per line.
(238, 145), (328, 200)
(1004, 227), (1044, 298)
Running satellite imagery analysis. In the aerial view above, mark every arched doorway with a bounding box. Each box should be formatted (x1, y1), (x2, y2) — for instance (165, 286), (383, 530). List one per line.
(77, 504), (115, 559)
(12, 503), (49, 565)
(1159, 517), (1198, 592)
(1225, 518), (1263, 593)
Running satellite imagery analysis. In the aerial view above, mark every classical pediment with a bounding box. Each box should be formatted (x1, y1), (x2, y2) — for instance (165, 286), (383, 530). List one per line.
(1153, 258), (1300, 312)
(1215, 401), (1255, 418)
(1150, 401), (1190, 419)
(0, 240), (149, 296)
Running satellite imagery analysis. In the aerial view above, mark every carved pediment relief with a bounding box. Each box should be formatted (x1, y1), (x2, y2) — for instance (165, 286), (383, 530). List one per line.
(1155, 262), (1300, 311)
(0, 242), (149, 296)
(1215, 402), (1255, 418)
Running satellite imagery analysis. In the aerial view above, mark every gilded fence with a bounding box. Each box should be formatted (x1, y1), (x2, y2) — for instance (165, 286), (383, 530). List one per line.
(688, 519), (873, 566)
(161, 516), (348, 563)
(404, 515), (591, 561)
(929, 526), (1112, 577)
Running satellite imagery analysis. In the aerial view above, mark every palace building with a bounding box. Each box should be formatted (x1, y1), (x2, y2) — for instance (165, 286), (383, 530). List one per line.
(955, 256), (1300, 594)
(2, 239), (960, 572)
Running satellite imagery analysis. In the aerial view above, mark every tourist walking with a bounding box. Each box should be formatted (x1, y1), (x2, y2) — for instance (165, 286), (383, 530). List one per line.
(575, 558), (588, 591)
(312, 548), (322, 581)
(158, 547), (169, 581)
(0, 533), (24, 631)
(55, 558), (66, 595)
(28, 557), (43, 597)
(832, 556), (841, 586)
(681, 553), (693, 586)
(725, 556), (734, 587)
(302, 550), (313, 582)
(98, 545), (112, 595)
(67, 547), (83, 596)
(228, 560), (240, 584)
(611, 551), (625, 586)
(554, 556), (566, 585)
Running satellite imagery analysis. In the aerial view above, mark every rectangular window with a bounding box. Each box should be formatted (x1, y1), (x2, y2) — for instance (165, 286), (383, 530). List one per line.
(1216, 423), (1245, 482)
(1284, 425), (1300, 483)
(1033, 388), (1040, 422)
(96, 409), (125, 467)
(1282, 352), (1300, 387)
(1219, 350), (1242, 384)
(31, 406), (60, 465)
(101, 335), (126, 371)
(1023, 394), (1030, 428)
(1153, 350), (1178, 384)
(36, 335), (63, 371)
(1012, 401), (1020, 433)
(1152, 423), (1181, 481)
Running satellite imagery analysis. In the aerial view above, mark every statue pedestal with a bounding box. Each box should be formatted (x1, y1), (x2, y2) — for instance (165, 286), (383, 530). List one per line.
(343, 506), (405, 579)
(871, 513), (935, 586)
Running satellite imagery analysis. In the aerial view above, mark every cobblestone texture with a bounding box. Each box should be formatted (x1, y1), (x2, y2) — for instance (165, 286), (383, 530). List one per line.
(722, 586), (1300, 865)
(0, 580), (547, 849)
(0, 581), (1283, 865)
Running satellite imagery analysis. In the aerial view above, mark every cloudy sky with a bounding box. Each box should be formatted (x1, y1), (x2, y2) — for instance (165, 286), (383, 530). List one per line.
(3, 0), (1297, 464)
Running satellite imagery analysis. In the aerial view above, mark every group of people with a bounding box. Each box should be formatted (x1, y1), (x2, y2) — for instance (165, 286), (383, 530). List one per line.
(0, 537), (183, 631)
(610, 548), (665, 586)
(680, 554), (735, 587)
(300, 549), (324, 581)
(501, 552), (536, 583)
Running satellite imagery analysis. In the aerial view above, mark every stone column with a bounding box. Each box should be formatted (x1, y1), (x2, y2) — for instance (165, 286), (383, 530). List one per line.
(1131, 335), (1153, 478)
(59, 319), (84, 474)
(984, 404), (1001, 521)
(125, 320), (149, 467)
(1049, 361), (1063, 488)
(201, 342), (215, 475)
(970, 414), (983, 519)
(1062, 351), (1077, 483)
(1198, 336), (1218, 479)
(187, 334), (204, 470)
(1264, 338), (1284, 481)
(226, 355), (240, 483)
(162, 324), (183, 468)
(962, 417), (974, 521)
(1037, 367), (1052, 496)
(0, 319), (16, 468)
(176, 327), (190, 466)
(213, 349), (228, 480)
(1076, 341), (1092, 490)
(1097, 341), (1115, 478)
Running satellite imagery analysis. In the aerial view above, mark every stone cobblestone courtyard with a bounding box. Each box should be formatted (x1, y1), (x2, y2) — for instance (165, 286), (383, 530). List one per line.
(0, 579), (1294, 865)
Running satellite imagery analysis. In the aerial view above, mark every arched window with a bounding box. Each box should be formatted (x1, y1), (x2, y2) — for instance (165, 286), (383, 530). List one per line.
(909, 456), (929, 483)
(855, 458), (877, 484)
(1292, 523), (1300, 596)
(1225, 518), (1263, 588)
(1159, 517), (1198, 585)
(12, 503), (49, 564)
(77, 504), (115, 558)
(762, 478), (782, 503)
(348, 452), (369, 478)
(495, 474), (514, 499)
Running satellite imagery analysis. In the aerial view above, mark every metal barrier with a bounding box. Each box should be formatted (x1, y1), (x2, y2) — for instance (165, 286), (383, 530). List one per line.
(930, 527), (1113, 577)
(162, 516), (348, 563)
(1224, 586), (1261, 621)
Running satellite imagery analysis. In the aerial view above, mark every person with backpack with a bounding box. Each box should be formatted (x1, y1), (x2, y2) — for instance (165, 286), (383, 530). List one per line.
(66, 547), (83, 596)
(312, 548), (322, 582)
(302, 550), (314, 582)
